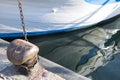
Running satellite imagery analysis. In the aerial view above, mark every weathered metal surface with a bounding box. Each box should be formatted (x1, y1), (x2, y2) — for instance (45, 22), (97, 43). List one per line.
(7, 39), (39, 65)
(0, 39), (65, 80)
(0, 64), (65, 80)
(0, 39), (90, 80)
(0, 39), (10, 72)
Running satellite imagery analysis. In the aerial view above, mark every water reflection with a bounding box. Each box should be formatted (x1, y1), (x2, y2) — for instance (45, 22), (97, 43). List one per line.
(85, 30), (120, 80)
(75, 46), (99, 70)
(86, 54), (120, 80)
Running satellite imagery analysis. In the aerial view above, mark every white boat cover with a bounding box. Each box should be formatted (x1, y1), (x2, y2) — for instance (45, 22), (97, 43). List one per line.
(0, 0), (120, 37)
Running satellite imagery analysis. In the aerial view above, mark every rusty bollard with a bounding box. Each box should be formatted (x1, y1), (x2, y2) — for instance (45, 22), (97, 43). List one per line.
(7, 39), (45, 80)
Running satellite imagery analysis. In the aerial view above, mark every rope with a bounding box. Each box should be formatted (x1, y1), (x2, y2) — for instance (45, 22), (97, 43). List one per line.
(17, 0), (28, 41)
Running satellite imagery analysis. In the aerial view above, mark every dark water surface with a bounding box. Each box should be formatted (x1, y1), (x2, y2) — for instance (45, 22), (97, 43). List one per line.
(4, 15), (120, 80)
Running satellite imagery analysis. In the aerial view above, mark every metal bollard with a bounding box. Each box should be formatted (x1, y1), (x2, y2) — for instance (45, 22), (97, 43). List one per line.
(7, 39), (44, 79)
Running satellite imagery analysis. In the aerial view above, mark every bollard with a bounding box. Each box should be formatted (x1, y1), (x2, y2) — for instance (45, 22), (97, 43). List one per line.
(7, 39), (44, 79)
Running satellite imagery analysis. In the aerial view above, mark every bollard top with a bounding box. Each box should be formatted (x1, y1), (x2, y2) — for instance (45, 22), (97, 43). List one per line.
(7, 39), (39, 65)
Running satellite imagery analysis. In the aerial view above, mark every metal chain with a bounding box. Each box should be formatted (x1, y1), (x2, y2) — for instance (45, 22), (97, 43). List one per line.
(0, 73), (13, 80)
(17, 0), (28, 41)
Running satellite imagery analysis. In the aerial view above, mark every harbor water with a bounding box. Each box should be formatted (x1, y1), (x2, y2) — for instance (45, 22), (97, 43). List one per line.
(4, 15), (120, 80)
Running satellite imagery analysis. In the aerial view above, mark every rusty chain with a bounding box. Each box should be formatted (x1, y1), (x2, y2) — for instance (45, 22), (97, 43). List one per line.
(17, 0), (28, 41)
(0, 73), (13, 80)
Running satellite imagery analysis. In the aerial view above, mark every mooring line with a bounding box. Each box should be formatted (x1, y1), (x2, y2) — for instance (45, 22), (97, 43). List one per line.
(17, 0), (28, 41)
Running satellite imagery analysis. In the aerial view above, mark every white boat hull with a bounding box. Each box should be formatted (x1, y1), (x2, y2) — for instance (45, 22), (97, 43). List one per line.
(0, 0), (120, 37)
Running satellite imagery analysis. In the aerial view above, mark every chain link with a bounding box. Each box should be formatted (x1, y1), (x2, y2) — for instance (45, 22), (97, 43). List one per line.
(17, 0), (28, 41)
(0, 73), (13, 80)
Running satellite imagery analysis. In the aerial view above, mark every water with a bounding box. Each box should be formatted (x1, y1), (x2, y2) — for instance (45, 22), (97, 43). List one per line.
(85, 43), (120, 80)
(4, 15), (120, 80)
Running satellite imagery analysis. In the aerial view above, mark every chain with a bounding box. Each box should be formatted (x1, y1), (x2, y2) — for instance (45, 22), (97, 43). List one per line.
(0, 73), (13, 80)
(17, 0), (28, 41)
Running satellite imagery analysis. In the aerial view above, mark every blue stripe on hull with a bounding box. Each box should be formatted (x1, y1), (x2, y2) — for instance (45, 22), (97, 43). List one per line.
(85, 0), (120, 5)
(0, 26), (86, 38)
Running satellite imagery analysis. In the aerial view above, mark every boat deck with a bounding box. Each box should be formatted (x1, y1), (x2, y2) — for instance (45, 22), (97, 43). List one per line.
(0, 39), (90, 80)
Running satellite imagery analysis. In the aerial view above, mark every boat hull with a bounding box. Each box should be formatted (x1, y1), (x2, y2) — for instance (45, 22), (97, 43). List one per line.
(0, 0), (120, 38)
